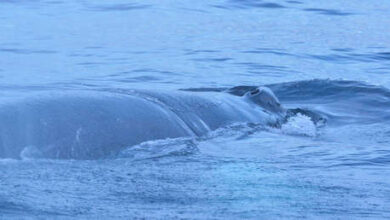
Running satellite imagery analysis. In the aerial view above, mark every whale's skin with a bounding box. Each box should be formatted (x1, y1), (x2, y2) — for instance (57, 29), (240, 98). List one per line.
(0, 89), (283, 159)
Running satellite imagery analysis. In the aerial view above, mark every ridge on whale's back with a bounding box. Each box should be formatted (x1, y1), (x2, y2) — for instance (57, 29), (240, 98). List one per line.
(0, 88), (282, 160)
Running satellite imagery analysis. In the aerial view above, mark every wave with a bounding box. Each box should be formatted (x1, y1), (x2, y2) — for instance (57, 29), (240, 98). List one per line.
(267, 79), (390, 124)
(185, 79), (390, 124)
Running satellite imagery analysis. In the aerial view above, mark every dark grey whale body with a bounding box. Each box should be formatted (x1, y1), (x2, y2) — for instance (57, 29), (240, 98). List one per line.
(0, 87), (286, 159)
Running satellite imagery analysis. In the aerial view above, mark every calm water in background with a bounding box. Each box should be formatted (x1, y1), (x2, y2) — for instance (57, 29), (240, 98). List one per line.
(1, 0), (390, 219)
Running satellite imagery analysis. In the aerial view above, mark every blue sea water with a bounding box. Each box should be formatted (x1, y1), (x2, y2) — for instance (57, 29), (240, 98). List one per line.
(1, 0), (390, 219)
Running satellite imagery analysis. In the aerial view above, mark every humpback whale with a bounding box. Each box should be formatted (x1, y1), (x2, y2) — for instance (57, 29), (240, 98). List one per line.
(0, 87), (290, 159)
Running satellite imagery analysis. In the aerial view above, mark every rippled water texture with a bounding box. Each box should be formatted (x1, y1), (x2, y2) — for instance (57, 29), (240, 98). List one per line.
(1, 0), (390, 219)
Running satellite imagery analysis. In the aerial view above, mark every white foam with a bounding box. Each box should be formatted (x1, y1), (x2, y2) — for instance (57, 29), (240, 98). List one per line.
(281, 113), (317, 137)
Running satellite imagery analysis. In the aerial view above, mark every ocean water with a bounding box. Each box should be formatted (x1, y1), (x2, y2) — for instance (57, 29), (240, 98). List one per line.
(1, 0), (390, 219)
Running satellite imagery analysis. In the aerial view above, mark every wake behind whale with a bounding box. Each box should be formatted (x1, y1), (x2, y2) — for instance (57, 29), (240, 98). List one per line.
(0, 87), (306, 160)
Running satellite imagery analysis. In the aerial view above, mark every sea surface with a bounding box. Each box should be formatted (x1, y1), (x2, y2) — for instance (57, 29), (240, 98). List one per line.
(1, 0), (390, 219)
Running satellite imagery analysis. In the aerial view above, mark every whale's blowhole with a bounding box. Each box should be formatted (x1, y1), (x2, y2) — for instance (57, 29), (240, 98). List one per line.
(250, 88), (260, 95)
(245, 87), (285, 114)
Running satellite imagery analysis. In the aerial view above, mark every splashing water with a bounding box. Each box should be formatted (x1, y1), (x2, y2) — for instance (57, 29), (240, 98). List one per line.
(281, 113), (317, 137)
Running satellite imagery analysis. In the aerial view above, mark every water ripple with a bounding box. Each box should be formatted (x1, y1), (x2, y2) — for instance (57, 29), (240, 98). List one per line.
(213, 0), (286, 10)
(0, 48), (57, 55)
(303, 8), (354, 16)
(85, 3), (151, 12)
(308, 51), (390, 63)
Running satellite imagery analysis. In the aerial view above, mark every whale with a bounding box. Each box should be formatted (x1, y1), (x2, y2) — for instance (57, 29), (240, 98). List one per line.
(0, 87), (288, 159)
